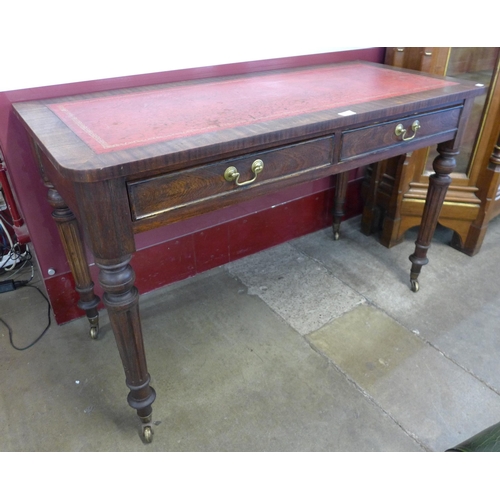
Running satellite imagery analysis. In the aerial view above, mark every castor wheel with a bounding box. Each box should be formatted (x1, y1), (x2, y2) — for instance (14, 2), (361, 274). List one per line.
(140, 414), (154, 443)
(142, 425), (153, 443)
(88, 316), (99, 340)
(89, 325), (99, 340)
(410, 279), (419, 293)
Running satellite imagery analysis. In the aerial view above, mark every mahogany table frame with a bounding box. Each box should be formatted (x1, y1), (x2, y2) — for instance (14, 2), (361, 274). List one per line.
(13, 62), (485, 442)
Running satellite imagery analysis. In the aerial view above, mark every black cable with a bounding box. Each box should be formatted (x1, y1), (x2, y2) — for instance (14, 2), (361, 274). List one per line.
(1, 246), (32, 274)
(0, 284), (52, 351)
(0, 241), (50, 350)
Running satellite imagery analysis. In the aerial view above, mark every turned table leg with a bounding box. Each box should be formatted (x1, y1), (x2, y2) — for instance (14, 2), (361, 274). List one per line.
(45, 181), (101, 338)
(97, 255), (156, 442)
(332, 171), (349, 240)
(409, 143), (458, 292)
(72, 179), (156, 442)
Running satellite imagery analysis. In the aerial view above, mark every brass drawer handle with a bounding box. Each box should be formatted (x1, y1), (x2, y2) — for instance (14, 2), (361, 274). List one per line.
(395, 120), (421, 141)
(224, 159), (264, 186)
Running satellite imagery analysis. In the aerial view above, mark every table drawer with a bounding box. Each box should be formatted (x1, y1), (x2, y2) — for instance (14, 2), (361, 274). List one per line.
(128, 136), (334, 222)
(340, 106), (462, 160)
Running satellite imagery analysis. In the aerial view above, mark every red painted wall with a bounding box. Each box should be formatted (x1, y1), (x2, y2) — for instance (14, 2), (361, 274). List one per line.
(0, 48), (385, 324)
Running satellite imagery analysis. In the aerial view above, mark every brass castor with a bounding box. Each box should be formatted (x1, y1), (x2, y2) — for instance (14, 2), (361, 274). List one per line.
(140, 414), (154, 443)
(89, 325), (99, 340)
(89, 316), (99, 340)
(142, 425), (153, 443)
(410, 279), (419, 293)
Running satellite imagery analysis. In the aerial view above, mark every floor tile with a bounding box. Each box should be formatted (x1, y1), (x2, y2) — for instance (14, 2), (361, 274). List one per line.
(293, 217), (500, 395)
(307, 304), (500, 451)
(226, 243), (365, 335)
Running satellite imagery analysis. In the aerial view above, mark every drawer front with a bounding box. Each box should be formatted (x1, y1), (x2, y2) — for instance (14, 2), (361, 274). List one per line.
(340, 106), (462, 160)
(128, 136), (334, 222)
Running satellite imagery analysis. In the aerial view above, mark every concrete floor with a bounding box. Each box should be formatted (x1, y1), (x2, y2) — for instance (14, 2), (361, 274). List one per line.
(1, 215), (500, 452)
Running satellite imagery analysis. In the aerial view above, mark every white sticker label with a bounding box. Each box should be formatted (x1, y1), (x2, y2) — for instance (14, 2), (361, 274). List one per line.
(338, 110), (357, 116)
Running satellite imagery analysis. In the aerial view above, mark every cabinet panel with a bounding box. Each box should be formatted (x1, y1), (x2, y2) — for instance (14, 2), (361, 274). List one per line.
(361, 47), (500, 255)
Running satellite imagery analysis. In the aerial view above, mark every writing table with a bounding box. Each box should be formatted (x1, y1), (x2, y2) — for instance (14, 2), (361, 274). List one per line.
(13, 62), (485, 442)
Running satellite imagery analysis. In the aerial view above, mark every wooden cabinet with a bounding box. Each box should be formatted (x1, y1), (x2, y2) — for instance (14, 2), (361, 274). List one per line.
(361, 47), (500, 255)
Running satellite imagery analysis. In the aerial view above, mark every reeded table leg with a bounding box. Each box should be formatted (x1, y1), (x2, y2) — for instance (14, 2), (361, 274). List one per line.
(70, 179), (156, 443)
(45, 181), (101, 338)
(332, 171), (349, 240)
(409, 143), (458, 292)
(97, 255), (156, 442)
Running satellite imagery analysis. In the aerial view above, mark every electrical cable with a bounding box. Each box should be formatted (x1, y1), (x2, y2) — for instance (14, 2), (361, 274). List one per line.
(1, 230), (30, 266)
(0, 206), (50, 350)
(0, 211), (14, 228)
(0, 244), (50, 350)
(5, 249), (32, 280)
(1, 245), (31, 275)
(0, 225), (18, 272)
(0, 218), (14, 263)
(0, 284), (51, 351)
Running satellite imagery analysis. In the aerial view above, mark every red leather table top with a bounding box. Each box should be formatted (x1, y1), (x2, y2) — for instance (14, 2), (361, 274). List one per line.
(47, 63), (457, 154)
